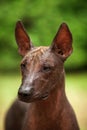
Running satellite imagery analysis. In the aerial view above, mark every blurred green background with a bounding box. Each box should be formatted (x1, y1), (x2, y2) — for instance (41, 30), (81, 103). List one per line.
(0, 0), (87, 130)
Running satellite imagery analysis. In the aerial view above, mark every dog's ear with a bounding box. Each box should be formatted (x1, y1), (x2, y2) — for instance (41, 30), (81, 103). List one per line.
(15, 21), (33, 56)
(51, 23), (73, 61)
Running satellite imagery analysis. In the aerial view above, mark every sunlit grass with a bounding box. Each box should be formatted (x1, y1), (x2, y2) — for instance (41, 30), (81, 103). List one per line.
(0, 74), (21, 130)
(0, 72), (87, 130)
(66, 72), (87, 130)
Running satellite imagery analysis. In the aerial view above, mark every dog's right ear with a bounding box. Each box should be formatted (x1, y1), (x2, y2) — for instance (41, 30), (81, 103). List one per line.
(15, 21), (33, 56)
(50, 23), (73, 61)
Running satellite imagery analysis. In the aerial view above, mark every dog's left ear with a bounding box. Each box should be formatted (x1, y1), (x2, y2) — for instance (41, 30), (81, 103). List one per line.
(15, 21), (33, 56)
(51, 23), (73, 60)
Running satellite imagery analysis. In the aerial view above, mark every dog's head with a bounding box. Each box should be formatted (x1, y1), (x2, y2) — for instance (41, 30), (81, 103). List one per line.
(15, 21), (72, 103)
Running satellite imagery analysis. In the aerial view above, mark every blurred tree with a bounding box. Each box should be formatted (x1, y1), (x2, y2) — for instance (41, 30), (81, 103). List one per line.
(0, 0), (87, 72)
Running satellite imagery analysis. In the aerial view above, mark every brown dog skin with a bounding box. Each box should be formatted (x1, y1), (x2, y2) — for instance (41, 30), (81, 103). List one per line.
(5, 100), (28, 130)
(5, 21), (79, 130)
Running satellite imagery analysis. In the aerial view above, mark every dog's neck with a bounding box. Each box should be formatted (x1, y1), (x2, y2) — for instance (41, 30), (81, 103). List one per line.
(31, 72), (66, 119)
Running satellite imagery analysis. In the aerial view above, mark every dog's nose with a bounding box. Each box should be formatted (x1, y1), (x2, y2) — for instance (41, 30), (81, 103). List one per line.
(18, 86), (34, 98)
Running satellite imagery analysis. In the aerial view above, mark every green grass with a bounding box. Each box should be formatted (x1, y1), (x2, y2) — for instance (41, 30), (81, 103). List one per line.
(66, 72), (87, 130)
(66, 72), (87, 90)
(0, 72), (87, 130)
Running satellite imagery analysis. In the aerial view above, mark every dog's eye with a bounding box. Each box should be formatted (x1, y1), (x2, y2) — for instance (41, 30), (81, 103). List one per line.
(42, 65), (52, 72)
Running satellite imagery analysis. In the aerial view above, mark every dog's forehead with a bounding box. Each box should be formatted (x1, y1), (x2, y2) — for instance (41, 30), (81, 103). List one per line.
(22, 46), (49, 62)
(30, 46), (48, 55)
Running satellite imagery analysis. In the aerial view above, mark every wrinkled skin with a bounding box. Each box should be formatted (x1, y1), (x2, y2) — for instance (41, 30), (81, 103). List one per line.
(18, 46), (64, 103)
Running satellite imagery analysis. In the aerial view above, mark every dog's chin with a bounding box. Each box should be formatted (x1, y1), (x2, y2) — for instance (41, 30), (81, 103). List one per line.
(18, 93), (49, 103)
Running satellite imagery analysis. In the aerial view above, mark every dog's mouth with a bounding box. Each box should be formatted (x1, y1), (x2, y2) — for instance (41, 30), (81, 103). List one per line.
(18, 91), (49, 103)
(40, 92), (49, 100)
